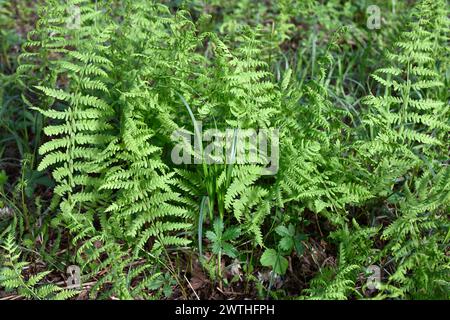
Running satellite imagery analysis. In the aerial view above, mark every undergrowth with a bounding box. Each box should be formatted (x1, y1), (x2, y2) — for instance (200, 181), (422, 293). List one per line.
(0, 0), (448, 300)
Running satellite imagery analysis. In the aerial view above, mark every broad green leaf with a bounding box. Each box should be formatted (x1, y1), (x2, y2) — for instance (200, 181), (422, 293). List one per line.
(222, 227), (241, 241)
(260, 249), (288, 275)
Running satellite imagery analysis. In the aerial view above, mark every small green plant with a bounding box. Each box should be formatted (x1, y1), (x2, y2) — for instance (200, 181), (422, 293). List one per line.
(206, 218), (241, 284)
(0, 228), (78, 300)
(259, 223), (306, 277)
(274, 224), (306, 256)
(260, 248), (288, 276)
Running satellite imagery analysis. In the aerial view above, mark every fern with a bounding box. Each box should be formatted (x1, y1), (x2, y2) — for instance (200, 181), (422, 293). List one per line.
(7, 0), (448, 301)
(98, 98), (192, 253)
(0, 230), (78, 300)
(353, 2), (449, 299)
(24, 0), (194, 299)
(300, 264), (360, 300)
(359, 0), (449, 167)
(275, 32), (372, 226)
(170, 27), (280, 248)
(379, 167), (450, 299)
